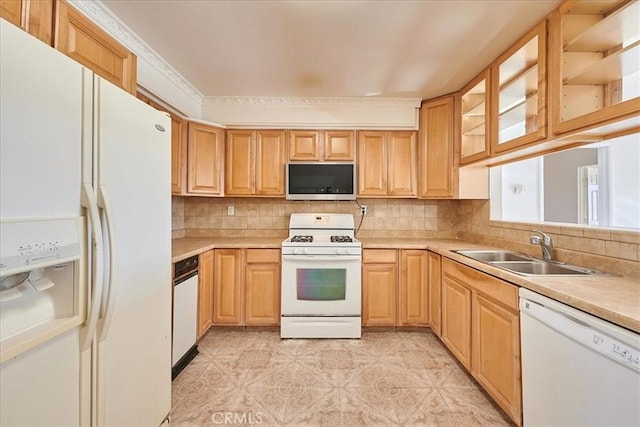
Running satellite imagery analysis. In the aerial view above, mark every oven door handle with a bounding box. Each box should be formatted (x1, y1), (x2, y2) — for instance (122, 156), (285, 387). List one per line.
(282, 254), (362, 262)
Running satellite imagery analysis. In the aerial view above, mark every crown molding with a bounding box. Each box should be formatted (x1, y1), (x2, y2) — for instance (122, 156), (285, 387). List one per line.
(203, 96), (423, 107)
(68, 0), (203, 105)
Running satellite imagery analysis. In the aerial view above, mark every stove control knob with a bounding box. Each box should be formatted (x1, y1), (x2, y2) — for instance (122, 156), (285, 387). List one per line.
(344, 248), (351, 255)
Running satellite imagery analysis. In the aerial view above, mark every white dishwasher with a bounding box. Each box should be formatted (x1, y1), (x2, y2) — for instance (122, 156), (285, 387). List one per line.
(172, 255), (199, 379)
(519, 288), (640, 426)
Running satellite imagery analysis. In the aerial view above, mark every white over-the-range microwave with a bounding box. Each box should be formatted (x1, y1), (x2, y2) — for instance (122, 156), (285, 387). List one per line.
(286, 162), (356, 200)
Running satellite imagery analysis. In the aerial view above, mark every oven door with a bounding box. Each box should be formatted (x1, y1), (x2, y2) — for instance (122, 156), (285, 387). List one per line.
(281, 254), (361, 316)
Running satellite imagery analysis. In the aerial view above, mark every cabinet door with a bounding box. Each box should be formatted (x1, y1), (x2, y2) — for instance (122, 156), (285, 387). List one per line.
(197, 250), (214, 339)
(246, 262), (280, 326)
(362, 263), (397, 326)
(23, 0), (53, 45)
(387, 131), (417, 197)
(460, 69), (491, 164)
(255, 130), (286, 196)
(225, 130), (254, 195)
(357, 131), (387, 197)
(399, 250), (428, 326)
(55, 0), (137, 95)
(213, 249), (244, 325)
(419, 97), (454, 198)
(427, 251), (442, 337)
(289, 130), (321, 161)
(549, 1), (640, 135)
(491, 21), (546, 154)
(324, 130), (355, 161)
(187, 122), (224, 195)
(0, 0), (22, 26)
(170, 115), (187, 195)
(441, 273), (472, 369)
(472, 293), (521, 424)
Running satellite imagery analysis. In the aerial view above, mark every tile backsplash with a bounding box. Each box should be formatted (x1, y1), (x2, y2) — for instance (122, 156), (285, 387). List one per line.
(172, 196), (639, 277)
(172, 196), (459, 239)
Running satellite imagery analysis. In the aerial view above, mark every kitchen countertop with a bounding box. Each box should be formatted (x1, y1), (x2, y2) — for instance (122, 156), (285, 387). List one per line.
(171, 236), (640, 333)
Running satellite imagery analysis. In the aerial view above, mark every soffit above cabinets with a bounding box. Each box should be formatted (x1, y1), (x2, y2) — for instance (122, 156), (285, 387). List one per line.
(99, 0), (561, 101)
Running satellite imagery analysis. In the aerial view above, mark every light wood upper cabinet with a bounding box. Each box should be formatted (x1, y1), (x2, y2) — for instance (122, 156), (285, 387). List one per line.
(213, 249), (244, 325)
(288, 130), (355, 161)
(549, 0), (640, 136)
(170, 115), (187, 195)
(197, 250), (214, 339)
(358, 131), (417, 197)
(399, 250), (428, 326)
(55, 0), (137, 95)
(460, 69), (491, 164)
(419, 96), (455, 198)
(227, 129), (286, 197)
(1, 0), (54, 45)
(427, 251), (442, 337)
(245, 249), (280, 326)
(289, 130), (321, 161)
(491, 21), (547, 154)
(255, 130), (286, 196)
(324, 131), (355, 161)
(187, 122), (225, 196)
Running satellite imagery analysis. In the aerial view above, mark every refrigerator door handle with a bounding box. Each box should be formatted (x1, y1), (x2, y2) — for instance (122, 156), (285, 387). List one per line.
(97, 185), (117, 343)
(80, 183), (105, 351)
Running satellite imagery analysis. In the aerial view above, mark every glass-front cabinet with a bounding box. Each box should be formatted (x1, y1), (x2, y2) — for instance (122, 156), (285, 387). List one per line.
(550, 0), (640, 135)
(491, 22), (547, 154)
(460, 69), (491, 164)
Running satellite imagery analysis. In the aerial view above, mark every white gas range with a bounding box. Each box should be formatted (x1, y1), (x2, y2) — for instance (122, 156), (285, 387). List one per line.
(281, 213), (362, 339)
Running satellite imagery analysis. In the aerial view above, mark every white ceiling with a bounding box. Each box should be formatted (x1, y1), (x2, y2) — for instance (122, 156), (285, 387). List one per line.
(101, 0), (561, 100)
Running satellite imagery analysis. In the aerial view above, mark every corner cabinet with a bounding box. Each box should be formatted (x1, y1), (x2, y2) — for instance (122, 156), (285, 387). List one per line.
(441, 258), (522, 426)
(357, 131), (417, 198)
(187, 122), (225, 196)
(427, 251), (442, 337)
(419, 96), (455, 198)
(491, 21), (547, 154)
(55, 0), (137, 95)
(548, 0), (640, 136)
(226, 129), (286, 197)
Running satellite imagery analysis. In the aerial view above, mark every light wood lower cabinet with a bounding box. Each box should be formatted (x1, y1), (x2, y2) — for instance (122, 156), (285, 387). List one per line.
(197, 250), (214, 339)
(213, 249), (281, 326)
(213, 249), (244, 325)
(399, 250), (428, 326)
(362, 249), (428, 327)
(427, 251), (442, 337)
(441, 258), (522, 425)
(245, 249), (280, 326)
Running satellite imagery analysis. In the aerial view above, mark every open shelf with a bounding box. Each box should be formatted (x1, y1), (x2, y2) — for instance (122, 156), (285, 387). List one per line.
(564, 41), (640, 85)
(564, 0), (640, 52)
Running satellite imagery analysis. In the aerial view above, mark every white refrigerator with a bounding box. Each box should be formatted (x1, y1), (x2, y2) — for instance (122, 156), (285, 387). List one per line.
(0, 18), (172, 426)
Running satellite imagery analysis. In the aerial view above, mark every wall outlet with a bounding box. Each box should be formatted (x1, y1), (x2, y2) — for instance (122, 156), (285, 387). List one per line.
(227, 205), (235, 216)
(360, 205), (367, 216)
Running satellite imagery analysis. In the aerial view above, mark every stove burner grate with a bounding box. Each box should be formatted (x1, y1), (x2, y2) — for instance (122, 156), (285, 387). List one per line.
(291, 235), (313, 243)
(331, 235), (353, 243)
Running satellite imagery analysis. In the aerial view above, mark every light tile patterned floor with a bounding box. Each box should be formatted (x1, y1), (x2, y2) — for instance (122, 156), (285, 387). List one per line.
(170, 330), (514, 427)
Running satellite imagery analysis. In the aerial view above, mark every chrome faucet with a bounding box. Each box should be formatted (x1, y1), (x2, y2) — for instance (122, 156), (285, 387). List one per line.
(530, 230), (554, 260)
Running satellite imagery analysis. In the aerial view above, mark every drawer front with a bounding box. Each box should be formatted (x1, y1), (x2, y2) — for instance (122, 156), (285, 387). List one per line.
(363, 249), (397, 264)
(246, 249), (280, 264)
(442, 258), (518, 310)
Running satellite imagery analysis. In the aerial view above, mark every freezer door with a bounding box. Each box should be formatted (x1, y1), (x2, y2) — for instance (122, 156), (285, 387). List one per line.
(0, 20), (85, 220)
(93, 76), (172, 426)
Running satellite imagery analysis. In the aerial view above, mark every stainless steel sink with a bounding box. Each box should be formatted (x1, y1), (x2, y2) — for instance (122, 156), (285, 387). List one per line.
(453, 250), (534, 262)
(452, 249), (607, 276)
(489, 261), (602, 276)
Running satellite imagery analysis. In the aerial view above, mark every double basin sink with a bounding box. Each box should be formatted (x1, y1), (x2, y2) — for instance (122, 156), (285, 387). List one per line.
(453, 250), (606, 276)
